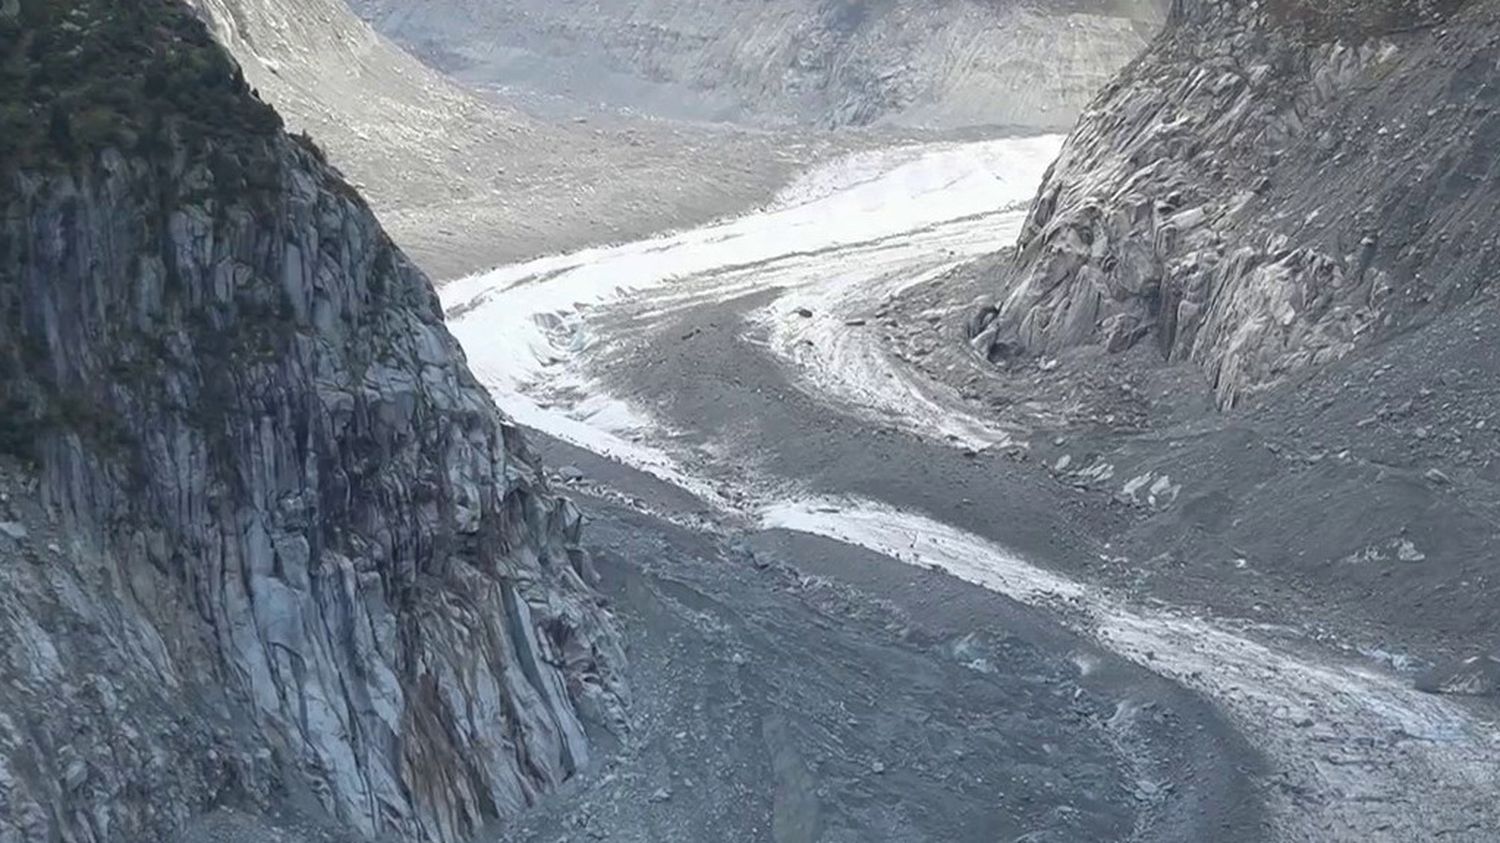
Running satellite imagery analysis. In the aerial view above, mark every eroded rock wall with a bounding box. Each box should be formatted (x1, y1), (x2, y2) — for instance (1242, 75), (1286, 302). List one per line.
(974, 0), (1500, 406)
(350, 0), (1170, 131)
(0, 3), (623, 840)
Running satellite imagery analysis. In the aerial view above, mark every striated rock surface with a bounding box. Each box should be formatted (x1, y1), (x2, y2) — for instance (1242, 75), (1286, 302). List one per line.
(350, 0), (1169, 132)
(973, 0), (1500, 406)
(0, 2), (623, 841)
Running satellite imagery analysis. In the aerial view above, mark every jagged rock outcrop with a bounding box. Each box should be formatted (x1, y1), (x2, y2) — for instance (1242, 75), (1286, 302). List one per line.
(0, 3), (623, 841)
(973, 0), (1500, 406)
(350, 0), (1169, 131)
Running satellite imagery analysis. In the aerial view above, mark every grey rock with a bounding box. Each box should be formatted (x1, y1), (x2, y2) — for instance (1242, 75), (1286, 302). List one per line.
(0, 521), (26, 541)
(349, 0), (1169, 132)
(62, 760), (89, 792)
(977, 0), (1500, 408)
(1415, 655), (1500, 697)
(0, 14), (624, 843)
(186, 0), (841, 280)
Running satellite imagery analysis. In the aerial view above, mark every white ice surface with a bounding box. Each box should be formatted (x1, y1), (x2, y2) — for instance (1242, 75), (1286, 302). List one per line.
(443, 136), (1061, 483)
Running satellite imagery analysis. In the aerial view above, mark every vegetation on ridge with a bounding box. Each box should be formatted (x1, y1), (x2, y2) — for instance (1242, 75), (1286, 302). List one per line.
(0, 0), (284, 174)
(0, 0), (313, 462)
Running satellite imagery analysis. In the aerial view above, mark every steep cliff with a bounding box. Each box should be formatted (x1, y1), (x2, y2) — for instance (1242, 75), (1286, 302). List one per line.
(350, 0), (1169, 132)
(0, 2), (623, 841)
(972, 0), (1499, 406)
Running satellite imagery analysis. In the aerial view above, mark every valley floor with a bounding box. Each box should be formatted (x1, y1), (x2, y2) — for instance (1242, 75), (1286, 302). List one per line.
(442, 138), (1500, 842)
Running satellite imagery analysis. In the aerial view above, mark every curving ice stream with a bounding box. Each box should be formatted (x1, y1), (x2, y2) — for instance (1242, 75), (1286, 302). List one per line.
(442, 138), (1500, 842)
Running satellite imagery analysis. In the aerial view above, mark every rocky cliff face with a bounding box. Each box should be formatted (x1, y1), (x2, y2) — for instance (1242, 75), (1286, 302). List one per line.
(972, 0), (1499, 406)
(350, 0), (1169, 131)
(0, 3), (623, 841)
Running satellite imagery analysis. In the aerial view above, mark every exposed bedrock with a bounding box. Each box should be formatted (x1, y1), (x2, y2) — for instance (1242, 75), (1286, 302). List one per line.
(974, 0), (1500, 407)
(0, 3), (623, 841)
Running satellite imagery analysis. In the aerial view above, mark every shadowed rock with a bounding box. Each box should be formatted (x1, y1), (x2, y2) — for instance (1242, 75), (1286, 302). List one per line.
(350, 0), (1170, 131)
(0, 2), (623, 840)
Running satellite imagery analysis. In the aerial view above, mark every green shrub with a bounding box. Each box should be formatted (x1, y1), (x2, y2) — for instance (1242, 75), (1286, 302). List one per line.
(291, 131), (327, 165)
(71, 105), (127, 149)
(2, 0), (286, 175)
(46, 101), (71, 153)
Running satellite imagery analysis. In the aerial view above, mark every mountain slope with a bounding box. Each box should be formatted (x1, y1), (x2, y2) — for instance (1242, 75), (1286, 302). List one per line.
(0, 2), (621, 840)
(184, 0), (832, 279)
(973, 0), (1498, 407)
(351, 0), (1170, 132)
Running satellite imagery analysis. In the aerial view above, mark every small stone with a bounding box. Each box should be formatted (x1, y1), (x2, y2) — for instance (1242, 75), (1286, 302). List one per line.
(63, 759), (88, 791)
(557, 465), (586, 483)
(649, 787), (672, 803)
(794, 308), (814, 318)
(1396, 540), (1426, 563)
(0, 521), (27, 541)
(1415, 655), (1500, 696)
(870, 760), (886, 775)
(1424, 468), (1452, 485)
